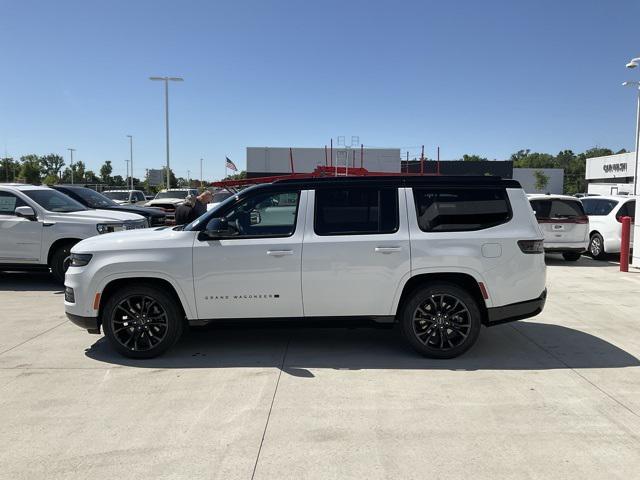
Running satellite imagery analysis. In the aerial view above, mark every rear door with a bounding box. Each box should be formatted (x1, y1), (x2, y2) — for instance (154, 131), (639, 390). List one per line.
(301, 186), (410, 317)
(531, 198), (587, 244)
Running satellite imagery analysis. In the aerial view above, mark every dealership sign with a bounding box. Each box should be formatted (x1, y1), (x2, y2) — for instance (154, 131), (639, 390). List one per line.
(602, 162), (627, 174)
(585, 152), (635, 180)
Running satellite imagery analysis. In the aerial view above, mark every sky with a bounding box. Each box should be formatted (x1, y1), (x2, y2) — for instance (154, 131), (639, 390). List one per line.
(2, 0), (640, 181)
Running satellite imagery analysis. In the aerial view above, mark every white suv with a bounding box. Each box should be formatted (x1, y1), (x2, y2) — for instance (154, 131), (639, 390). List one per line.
(0, 184), (148, 282)
(581, 195), (636, 259)
(65, 176), (547, 359)
(144, 188), (199, 223)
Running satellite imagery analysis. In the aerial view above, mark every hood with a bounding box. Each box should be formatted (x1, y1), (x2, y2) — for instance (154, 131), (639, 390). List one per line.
(71, 226), (195, 253)
(145, 198), (184, 206)
(50, 209), (146, 223)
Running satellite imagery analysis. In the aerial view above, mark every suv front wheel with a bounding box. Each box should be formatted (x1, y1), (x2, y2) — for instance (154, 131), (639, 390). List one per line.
(102, 284), (184, 359)
(400, 282), (482, 359)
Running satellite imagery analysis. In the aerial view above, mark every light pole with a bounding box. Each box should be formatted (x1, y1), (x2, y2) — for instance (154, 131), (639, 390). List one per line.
(125, 159), (130, 187)
(200, 158), (203, 190)
(126, 135), (133, 190)
(149, 76), (184, 190)
(67, 148), (76, 184)
(625, 58), (640, 195)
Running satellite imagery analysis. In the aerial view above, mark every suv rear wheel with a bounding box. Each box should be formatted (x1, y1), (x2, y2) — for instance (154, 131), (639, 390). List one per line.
(102, 284), (184, 359)
(588, 233), (606, 260)
(400, 282), (481, 359)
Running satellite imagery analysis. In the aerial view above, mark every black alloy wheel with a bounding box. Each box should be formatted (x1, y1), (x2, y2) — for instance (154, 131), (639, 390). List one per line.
(103, 285), (183, 358)
(401, 282), (481, 359)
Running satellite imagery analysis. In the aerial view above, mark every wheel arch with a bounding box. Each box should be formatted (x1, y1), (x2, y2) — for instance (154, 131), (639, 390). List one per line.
(47, 238), (82, 265)
(394, 272), (488, 324)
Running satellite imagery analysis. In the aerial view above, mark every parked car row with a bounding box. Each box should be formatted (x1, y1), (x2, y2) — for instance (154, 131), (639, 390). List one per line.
(528, 193), (635, 261)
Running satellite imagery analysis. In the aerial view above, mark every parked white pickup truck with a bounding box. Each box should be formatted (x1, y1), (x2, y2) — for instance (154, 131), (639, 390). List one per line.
(65, 176), (547, 359)
(0, 184), (147, 282)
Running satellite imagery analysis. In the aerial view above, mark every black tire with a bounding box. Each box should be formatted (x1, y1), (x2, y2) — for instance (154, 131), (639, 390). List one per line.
(588, 233), (606, 260)
(50, 243), (75, 284)
(562, 252), (582, 261)
(399, 282), (482, 359)
(102, 284), (184, 359)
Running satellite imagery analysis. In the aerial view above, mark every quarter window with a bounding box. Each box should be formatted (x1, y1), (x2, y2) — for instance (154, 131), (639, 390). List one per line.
(220, 190), (300, 238)
(314, 187), (399, 235)
(0, 192), (27, 215)
(413, 188), (511, 232)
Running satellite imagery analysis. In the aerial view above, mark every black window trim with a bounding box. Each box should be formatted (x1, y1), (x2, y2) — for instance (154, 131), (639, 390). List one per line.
(413, 186), (513, 233)
(197, 188), (302, 240)
(313, 186), (400, 236)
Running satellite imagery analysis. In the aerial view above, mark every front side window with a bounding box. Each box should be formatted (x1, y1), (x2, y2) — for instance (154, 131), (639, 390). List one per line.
(413, 188), (511, 232)
(73, 188), (117, 208)
(314, 187), (398, 235)
(581, 199), (619, 216)
(0, 191), (27, 215)
(220, 190), (300, 237)
(22, 190), (87, 213)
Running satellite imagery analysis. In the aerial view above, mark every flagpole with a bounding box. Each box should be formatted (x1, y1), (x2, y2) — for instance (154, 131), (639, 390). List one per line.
(224, 157), (227, 180)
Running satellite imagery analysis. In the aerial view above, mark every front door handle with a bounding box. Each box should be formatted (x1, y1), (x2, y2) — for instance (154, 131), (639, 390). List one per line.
(374, 247), (402, 253)
(267, 250), (294, 256)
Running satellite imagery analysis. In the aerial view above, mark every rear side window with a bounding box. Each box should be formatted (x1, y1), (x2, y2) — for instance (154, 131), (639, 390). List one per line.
(530, 199), (584, 219)
(413, 188), (511, 232)
(581, 199), (618, 216)
(616, 201), (636, 219)
(314, 187), (398, 235)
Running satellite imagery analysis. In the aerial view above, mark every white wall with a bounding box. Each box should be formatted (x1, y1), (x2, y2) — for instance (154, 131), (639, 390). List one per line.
(585, 152), (635, 180)
(587, 182), (634, 195)
(512, 168), (564, 194)
(247, 147), (401, 174)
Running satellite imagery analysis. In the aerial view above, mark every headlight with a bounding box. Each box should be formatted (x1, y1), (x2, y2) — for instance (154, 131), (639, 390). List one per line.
(96, 223), (126, 234)
(70, 253), (92, 267)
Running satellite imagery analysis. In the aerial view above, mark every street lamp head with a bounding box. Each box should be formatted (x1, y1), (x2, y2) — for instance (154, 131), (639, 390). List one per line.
(622, 81), (640, 87)
(626, 61), (638, 69)
(149, 76), (165, 81)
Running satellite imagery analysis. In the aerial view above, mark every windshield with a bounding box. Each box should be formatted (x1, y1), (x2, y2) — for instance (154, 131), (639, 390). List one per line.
(72, 188), (117, 208)
(103, 191), (129, 201)
(155, 190), (189, 199)
(23, 189), (88, 212)
(581, 198), (619, 216)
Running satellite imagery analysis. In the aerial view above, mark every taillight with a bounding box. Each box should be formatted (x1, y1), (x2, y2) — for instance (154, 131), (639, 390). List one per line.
(518, 239), (544, 254)
(574, 215), (588, 224)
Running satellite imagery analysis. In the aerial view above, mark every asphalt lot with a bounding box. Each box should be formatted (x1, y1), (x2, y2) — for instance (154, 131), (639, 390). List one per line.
(1, 256), (640, 479)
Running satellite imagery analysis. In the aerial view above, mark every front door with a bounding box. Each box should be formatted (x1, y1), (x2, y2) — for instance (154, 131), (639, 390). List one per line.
(193, 189), (306, 319)
(0, 191), (43, 263)
(302, 187), (411, 317)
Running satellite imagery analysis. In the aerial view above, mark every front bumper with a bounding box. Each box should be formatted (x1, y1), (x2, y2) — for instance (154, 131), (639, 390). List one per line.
(66, 313), (100, 333)
(486, 289), (547, 326)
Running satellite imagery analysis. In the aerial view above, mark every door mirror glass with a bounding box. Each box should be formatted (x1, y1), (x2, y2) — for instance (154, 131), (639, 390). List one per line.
(14, 205), (36, 220)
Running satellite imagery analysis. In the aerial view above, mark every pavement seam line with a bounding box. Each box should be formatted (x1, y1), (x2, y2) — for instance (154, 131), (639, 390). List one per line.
(0, 319), (68, 356)
(250, 337), (291, 480)
(510, 324), (640, 419)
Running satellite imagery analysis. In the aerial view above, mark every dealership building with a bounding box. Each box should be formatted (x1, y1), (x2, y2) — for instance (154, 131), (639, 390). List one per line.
(585, 151), (636, 195)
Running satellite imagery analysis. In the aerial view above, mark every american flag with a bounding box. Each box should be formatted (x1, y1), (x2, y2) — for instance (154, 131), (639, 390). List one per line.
(225, 157), (237, 172)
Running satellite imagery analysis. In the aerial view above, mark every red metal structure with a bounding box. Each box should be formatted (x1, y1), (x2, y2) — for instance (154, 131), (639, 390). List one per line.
(620, 216), (632, 272)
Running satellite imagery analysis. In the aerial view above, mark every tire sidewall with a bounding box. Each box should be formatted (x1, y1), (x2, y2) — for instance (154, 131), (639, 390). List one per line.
(50, 244), (73, 284)
(589, 233), (605, 259)
(102, 285), (183, 359)
(400, 282), (482, 359)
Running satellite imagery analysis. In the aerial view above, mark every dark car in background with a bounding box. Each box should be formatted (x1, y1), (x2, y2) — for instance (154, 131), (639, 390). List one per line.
(51, 185), (167, 227)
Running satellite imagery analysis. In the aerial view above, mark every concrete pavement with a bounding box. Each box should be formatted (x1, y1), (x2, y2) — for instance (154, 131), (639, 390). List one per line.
(1, 257), (639, 479)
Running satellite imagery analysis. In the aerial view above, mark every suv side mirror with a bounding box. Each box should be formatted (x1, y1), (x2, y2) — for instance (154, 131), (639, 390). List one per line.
(199, 217), (235, 240)
(15, 206), (36, 220)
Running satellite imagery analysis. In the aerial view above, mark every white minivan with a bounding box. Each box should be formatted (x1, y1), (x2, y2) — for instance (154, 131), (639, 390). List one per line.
(65, 176), (547, 359)
(528, 194), (589, 261)
(0, 184), (148, 282)
(581, 196), (635, 259)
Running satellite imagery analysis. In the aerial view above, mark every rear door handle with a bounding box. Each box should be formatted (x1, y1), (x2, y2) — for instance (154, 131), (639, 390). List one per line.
(374, 247), (402, 253)
(267, 250), (294, 256)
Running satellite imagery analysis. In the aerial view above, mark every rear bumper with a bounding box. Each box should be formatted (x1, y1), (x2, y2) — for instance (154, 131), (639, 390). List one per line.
(66, 313), (100, 333)
(486, 289), (547, 326)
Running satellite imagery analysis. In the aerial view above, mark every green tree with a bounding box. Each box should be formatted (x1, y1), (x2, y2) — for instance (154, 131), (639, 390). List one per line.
(1, 157), (20, 182)
(222, 170), (247, 181)
(112, 175), (125, 186)
(461, 154), (488, 162)
(40, 154), (65, 178)
(533, 170), (550, 191)
(511, 150), (556, 168)
(85, 170), (100, 183)
(19, 155), (43, 184)
(42, 174), (60, 185)
(100, 161), (113, 184)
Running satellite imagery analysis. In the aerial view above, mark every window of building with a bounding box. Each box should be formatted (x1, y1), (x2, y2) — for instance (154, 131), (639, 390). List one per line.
(413, 188), (511, 232)
(314, 187), (399, 235)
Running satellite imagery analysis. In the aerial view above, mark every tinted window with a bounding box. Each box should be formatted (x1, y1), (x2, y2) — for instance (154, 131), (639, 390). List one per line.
(616, 201), (636, 219)
(103, 191), (129, 201)
(413, 188), (511, 232)
(314, 188), (398, 235)
(0, 191), (27, 215)
(212, 191), (234, 203)
(69, 188), (117, 208)
(220, 190), (300, 237)
(23, 190), (87, 212)
(530, 199), (584, 219)
(581, 198), (619, 216)
(135, 192), (146, 202)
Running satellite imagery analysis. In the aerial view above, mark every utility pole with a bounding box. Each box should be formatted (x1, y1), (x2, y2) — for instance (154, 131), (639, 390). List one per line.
(200, 158), (203, 190)
(126, 135), (133, 190)
(149, 76), (184, 190)
(187, 169), (191, 187)
(67, 148), (76, 184)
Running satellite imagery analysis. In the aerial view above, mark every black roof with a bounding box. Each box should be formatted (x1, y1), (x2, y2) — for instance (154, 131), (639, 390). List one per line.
(272, 175), (521, 189)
